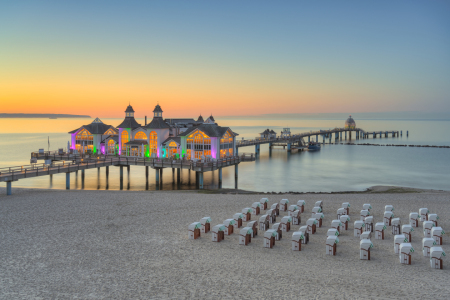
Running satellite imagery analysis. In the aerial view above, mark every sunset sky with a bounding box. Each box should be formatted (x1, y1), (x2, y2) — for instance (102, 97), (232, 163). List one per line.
(1, 1), (449, 118)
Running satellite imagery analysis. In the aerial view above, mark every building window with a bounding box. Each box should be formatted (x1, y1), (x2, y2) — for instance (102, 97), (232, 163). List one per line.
(75, 129), (93, 152)
(107, 139), (115, 154)
(135, 131), (147, 140)
(121, 130), (129, 149)
(188, 131), (211, 159)
(169, 141), (178, 157)
(149, 131), (157, 156)
(220, 131), (233, 151)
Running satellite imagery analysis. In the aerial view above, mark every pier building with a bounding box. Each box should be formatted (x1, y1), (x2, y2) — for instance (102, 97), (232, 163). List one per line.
(345, 115), (356, 129)
(68, 104), (238, 160)
(259, 129), (277, 139)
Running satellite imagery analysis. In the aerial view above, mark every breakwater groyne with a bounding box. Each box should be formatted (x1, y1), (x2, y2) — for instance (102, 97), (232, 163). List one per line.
(341, 143), (450, 148)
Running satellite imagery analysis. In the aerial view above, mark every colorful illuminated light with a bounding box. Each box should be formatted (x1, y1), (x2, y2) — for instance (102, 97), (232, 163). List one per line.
(121, 130), (129, 149)
(149, 131), (157, 156)
(135, 131), (147, 140)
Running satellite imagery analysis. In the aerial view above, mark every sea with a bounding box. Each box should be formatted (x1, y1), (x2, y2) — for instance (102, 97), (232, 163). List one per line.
(1, 112), (449, 193)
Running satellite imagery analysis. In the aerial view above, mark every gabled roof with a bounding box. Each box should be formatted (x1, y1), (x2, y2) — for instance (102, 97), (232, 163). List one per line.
(162, 137), (181, 146)
(69, 119), (117, 134)
(197, 115), (204, 122)
(144, 117), (170, 129)
(101, 135), (119, 144)
(204, 116), (215, 124)
(177, 124), (235, 138)
(260, 129), (270, 135)
(117, 117), (141, 129)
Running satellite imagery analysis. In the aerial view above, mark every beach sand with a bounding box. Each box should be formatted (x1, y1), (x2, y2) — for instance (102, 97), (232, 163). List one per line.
(1, 187), (449, 299)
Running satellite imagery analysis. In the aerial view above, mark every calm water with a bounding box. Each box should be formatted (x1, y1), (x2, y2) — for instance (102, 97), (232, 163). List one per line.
(0, 114), (449, 192)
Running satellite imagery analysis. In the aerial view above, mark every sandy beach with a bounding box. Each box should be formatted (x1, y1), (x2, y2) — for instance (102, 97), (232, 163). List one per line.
(1, 186), (449, 299)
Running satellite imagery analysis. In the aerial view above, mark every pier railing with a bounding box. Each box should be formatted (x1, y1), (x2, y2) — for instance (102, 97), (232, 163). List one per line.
(236, 127), (401, 147)
(1, 153), (255, 182)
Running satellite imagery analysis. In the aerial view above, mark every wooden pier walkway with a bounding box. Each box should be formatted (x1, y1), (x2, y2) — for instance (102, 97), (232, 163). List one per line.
(236, 127), (401, 153)
(1, 154), (255, 195)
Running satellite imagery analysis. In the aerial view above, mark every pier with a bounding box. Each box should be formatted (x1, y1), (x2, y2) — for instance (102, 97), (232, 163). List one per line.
(236, 127), (400, 154)
(0, 153), (255, 195)
(1, 125), (404, 195)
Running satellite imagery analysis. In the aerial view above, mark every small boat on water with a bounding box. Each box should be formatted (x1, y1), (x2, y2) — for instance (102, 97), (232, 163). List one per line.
(308, 142), (321, 151)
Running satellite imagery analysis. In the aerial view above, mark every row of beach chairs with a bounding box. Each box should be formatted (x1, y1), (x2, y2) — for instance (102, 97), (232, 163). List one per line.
(188, 200), (445, 269)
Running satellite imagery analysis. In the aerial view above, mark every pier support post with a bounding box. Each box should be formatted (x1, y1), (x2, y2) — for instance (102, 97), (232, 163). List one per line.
(195, 172), (199, 189)
(106, 166), (109, 190)
(155, 168), (160, 190)
(287, 143), (291, 152)
(127, 165), (130, 190)
(345, 131), (347, 140)
(235, 164), (238, 189)
(145, 166), (149, 190)
(177, 168), (180, 186)
(340, 132), (342, 140)
(322, 136), (325, 144)
(308, 136), (310, 143)
(66, 172), (70, 190)
(81, 169), (85, 189)
(6, 181), (12, 195)
(49, 174), (53, 186)
(316, 135), (318, 142)
(218, 167), (222, 189)
(160, 168), (163, 187)
(172, 168), (175, 180)
(349, 131), (352, 140)
(401, 130), (402, 136)
(120, 166), (123, 190)
(407, 131), (409, 137)
(199, 172), (204, 189)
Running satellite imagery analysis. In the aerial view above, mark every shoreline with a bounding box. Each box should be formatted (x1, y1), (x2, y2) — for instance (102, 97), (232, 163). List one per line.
(1, 184), (448, 196)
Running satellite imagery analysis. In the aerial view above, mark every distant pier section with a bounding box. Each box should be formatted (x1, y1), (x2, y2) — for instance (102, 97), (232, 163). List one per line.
(237, 116), (402, 155)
